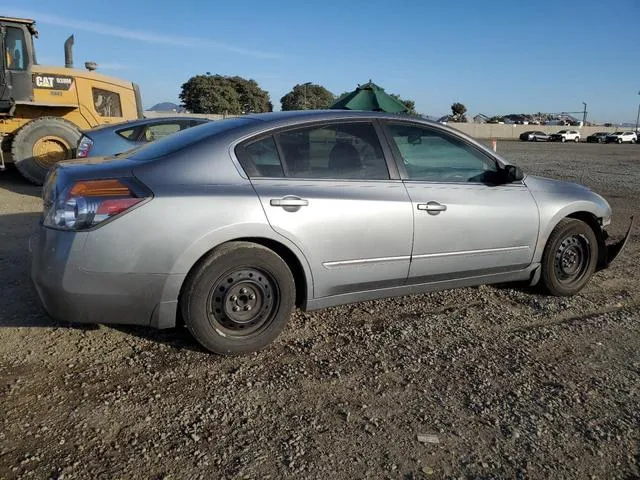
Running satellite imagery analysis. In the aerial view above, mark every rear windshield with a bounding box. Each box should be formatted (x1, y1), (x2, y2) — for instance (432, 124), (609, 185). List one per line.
(127, 117), (255, 162)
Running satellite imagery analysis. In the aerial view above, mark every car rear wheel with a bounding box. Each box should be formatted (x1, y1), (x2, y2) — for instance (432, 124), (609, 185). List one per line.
(541, 218), (598, 296)
(574, 137), (579, 142)
(561, 137), (566, 142)
(181, 242), (295, 355)
(617, 138), (622, 144)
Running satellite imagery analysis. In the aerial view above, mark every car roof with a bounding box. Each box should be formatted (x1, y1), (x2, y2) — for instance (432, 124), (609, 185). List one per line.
(238, 109), (449, 132)
(245, 109), (430, 123)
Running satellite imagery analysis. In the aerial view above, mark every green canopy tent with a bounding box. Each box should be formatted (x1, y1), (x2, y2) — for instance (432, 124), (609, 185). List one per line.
(329, 81), (408, 113)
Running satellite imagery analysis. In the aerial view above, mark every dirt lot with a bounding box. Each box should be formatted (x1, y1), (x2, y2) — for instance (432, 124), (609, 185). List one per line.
(1, 142), (639, 479)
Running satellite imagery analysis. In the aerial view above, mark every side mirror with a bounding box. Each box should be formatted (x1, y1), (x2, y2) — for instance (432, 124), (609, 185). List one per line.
(504, 164), (524, 182)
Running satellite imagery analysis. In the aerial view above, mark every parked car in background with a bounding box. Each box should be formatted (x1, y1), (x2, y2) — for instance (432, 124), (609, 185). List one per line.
(586, 132), (610, 143)
(605, 131), (637, 144)
(32, 110), (630, 355)
(519, 131), (550, 142)
(549, 130), (581, 142)
(76, 117), (210, 158)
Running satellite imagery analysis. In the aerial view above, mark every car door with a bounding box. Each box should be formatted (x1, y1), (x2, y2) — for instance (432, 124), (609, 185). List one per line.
(235, 121), (414, 299)
(381, 121), (539, 282)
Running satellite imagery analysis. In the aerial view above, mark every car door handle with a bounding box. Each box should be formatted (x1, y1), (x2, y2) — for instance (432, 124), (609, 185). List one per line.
(417, 202), (447, 215)
(270, 196), (309, 207)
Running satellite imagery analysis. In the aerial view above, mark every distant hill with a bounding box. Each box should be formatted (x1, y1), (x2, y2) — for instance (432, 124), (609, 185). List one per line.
(147, 102), (186, 113)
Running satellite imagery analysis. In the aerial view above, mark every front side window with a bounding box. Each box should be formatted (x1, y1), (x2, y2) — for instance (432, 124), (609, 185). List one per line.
(275, 122), (389, 180)
(142, 122), (182, 142)
(92, 88), (122, 117)
(385, 122), (499, 183)
(5, 27), (27, 70)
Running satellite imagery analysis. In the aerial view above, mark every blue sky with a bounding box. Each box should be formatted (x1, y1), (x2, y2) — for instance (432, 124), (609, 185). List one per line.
(8, 0), (640, 122)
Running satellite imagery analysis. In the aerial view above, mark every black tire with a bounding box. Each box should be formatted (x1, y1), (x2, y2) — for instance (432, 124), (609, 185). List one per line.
(561, 137), (566, 143)
(574, 136), (579, 143)
(181, 242), (295, 355)
(617, 138), (622, 144)
(541, 218), (598, 296)
(11, 117), (81, 185)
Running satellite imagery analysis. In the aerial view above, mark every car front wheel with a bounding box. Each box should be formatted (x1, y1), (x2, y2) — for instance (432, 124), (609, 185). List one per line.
(181, 242), (296, 355)
(541, 218), (598, 296)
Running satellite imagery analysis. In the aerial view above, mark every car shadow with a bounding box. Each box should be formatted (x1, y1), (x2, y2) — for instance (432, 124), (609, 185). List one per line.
(0, 164), (42, 198)
(0, 210), (204, 351)
(108, 324), (204, 353)
(0, 211), (91, 329)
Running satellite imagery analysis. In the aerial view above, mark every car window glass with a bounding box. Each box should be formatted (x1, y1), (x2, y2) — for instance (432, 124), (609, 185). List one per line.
(5, 27), (27, 70)
(143, 123), (182, 142)
(385, 123), (498, 183)
(117, 127), (138, 140)
(238, 136), (284, 178)
(92, 88), (122, 117)
(275, 122), (389, 180)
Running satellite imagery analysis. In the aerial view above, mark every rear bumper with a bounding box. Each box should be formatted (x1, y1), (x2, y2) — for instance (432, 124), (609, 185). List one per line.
(30, 227), (182, 329)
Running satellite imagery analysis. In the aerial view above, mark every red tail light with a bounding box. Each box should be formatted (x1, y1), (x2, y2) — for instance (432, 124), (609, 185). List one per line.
(77, 136), (94, 158)
(43, 178), (151, 230)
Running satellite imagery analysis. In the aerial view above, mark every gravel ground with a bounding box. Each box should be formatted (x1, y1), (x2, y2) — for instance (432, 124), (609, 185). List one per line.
(1, 142), (639, 479)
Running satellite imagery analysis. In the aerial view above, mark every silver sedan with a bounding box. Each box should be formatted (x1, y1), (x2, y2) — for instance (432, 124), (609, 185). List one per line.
(31, 111), (631, 355)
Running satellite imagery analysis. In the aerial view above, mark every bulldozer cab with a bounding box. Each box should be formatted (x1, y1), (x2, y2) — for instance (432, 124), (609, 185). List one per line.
(0, 17), (37, 112)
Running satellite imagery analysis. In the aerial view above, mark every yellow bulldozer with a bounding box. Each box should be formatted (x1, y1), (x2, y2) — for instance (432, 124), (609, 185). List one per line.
(0, 16), (143, 184)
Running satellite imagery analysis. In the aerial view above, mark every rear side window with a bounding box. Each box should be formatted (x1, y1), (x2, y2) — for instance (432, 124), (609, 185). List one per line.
(92, 88), (122, 117)
(238, 136), (284, 178)
(277, 123), (388, 179)
(117, 127), (140, 139)
(237, 122), (389, 180)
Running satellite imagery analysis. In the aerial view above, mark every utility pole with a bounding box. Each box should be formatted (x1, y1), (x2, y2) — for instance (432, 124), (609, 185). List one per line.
(302, 82), (312, 110)
(582, 102), (587, 126)
(635, 91), (640, 135)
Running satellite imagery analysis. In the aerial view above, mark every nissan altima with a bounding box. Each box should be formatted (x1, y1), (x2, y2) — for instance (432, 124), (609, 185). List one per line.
(31, 110), (631, 355)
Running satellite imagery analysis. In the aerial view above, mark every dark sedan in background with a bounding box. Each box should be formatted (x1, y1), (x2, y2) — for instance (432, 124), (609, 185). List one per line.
(76, 116), (210, 158)
(586, 132), (610, 143)
(519, 131), (550, 142)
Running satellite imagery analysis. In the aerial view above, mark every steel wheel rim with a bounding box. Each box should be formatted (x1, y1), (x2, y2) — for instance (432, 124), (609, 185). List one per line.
(554, 234), (590, 284)
(206, 267), (279, 337)
(32, 136), (71, 168)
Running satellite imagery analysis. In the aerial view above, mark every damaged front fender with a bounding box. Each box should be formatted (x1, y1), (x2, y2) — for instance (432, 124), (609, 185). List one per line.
(598, 216), (634, 270)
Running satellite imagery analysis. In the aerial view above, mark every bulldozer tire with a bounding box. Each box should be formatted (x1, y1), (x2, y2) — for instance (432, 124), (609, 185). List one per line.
(11, 117), (81, 185)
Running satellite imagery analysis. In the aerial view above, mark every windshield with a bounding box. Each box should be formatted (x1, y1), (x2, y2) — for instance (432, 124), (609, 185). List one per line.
(613, 131), (623, 135)
(558, 130), (567, 133)
(127, 117), (255, 161)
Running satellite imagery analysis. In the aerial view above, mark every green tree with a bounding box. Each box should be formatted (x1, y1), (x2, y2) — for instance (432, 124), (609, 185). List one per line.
(230, 76), (271, 113)
(280, 83), (335, 110)
(450, 102), (468, 122)
(390, 94), (417, 115)
(180, 74), (271, 114)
